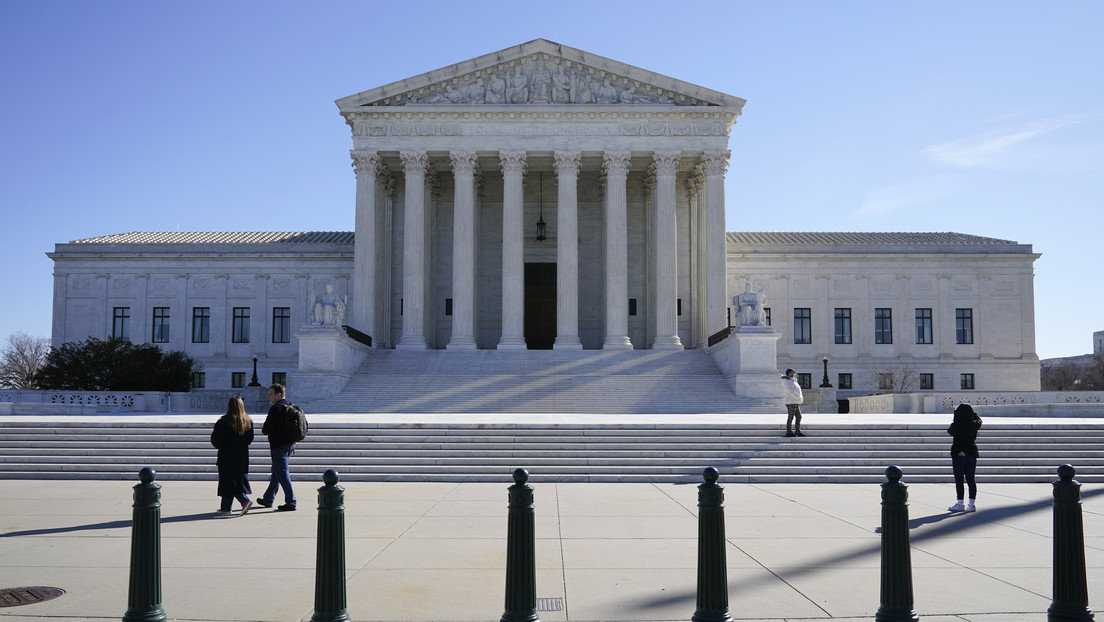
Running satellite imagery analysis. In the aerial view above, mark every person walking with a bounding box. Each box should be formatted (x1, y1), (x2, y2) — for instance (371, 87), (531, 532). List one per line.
(211, 396), (254, 517)
(948, 403), (982, 512)
(781, 368), (805, 437)
(257, 383), (297, 511)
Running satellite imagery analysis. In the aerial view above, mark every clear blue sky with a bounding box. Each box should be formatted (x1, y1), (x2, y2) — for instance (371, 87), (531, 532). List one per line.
(2, 1), (1101, 359)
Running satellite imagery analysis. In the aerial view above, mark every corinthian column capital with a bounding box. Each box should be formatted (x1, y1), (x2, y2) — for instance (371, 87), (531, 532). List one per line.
(499, 150), (527, 175)
(701, 150), (731, 176)
(602, 150), (632, 177)
(350, 150), (381, 178)
(553, 150), (581, 176)
(652, 150), (681, 176)
(399, 150), (429, 177)
(449, 150), (479, 176)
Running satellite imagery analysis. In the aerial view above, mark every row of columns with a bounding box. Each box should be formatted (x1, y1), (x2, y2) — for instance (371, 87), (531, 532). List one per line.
(351, 148), (730, 351)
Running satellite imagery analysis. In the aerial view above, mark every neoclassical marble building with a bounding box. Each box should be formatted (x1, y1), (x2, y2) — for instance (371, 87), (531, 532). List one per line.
(46, 40), (1042, 398)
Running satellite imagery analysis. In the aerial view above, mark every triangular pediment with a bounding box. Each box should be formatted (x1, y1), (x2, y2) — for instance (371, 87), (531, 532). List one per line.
(336, 39), (745, 110)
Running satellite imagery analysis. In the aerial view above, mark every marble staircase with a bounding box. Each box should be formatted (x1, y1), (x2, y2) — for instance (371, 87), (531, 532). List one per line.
(304, 349), (777, 414)
(1, 421), (1101, 483)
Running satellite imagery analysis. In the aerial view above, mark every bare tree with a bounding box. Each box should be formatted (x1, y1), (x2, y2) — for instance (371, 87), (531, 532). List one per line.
(0, 332), (51, 389)
(1040, 360), (1087, 391)
(867, 361), (919, 393)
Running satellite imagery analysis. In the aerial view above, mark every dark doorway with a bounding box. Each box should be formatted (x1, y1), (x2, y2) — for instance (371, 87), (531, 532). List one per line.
(524, 263), (556, 349)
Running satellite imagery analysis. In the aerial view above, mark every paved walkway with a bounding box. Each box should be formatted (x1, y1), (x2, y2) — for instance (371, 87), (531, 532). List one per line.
(0, 412), (1101, 621)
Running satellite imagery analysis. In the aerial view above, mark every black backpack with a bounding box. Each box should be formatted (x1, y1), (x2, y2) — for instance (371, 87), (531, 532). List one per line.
(283, 403), (308, 443)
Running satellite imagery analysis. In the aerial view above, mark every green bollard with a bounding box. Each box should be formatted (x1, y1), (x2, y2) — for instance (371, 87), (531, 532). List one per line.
(1048, 464), (1095, 621)
(312, 469), (351, 622)
(692, 467), (732, 622)
(123, 467), (167, 622)
(875, 466), (918, 622)
(501, 468), (539, 622)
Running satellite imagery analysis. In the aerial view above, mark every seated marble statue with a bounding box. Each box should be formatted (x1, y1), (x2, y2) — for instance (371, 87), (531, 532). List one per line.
(737, 282), (767, 327)
(310, 284), (347, 327)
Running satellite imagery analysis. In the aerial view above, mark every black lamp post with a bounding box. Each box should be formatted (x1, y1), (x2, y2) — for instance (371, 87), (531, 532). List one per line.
(248, 355), (261, 387)
(535, 171), (546, 241)
(820, 356), (832, 388)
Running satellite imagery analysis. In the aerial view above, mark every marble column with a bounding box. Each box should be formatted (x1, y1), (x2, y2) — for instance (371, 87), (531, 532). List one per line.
(702, 151), (730, 340)
(602, 150), (633, 349)
(652, 150), (683, 349)
(448, 150), (479, 349)
(397, 150), (429, 350)
(498, 151), (527, 350)
(553, 150), (582, 350)
(350, 150), (380, 339)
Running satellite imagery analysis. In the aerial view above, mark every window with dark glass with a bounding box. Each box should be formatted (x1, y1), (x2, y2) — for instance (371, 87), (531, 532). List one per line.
(191, 372), (206, 389)
(272, 307), (291, 343)
(794, 308), (811, 344)
(878, 373), (894, 390)
(192, 307), (210, 343)
(956, 309), (974, 344)
(629, 298), (637, 316)
(797, 373), (812, 390)
(834, 308), (852, 344)
(960, 373), (975, 390)
(920, 373), (934, 390)
(112, 307), (130, 341)
(764, 308), (771, 326)
(152, 307), (170, 343)
(915, 308), (933, 344)
(838, 373), (852, 390)
(231, 372), (246, 388)
(232, 307), (250, 343)
(875, 308), (893, 344)
(271, 372), (287, 386)
(444, 298), (453, 316)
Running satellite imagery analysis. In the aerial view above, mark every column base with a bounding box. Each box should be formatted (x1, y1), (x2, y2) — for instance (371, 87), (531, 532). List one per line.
(396, 336), (428, 350)
(497, 336), (527, 350)
(446, 336), (478, 350)
(602, 337), (633, 350)
(554, 336), (583, 350)
(651, 336), (683, 350)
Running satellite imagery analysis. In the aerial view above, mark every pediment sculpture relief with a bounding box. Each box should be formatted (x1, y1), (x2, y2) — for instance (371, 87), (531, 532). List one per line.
(373, 54), (708, 107)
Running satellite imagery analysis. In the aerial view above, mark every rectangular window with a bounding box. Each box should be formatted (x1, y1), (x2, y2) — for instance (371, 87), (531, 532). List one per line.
(956, 309), (974, 344)
(271, 371), (287, 386)
(878, 373), (894, 391)
(834, 308), (852, 344)
(677, 298), (682, 316)
(151, 307), (170, 343)
(797, 373), (812, 390)
(920, 373), (934, 390)
(444, 298), (453, 316)
(191, 372), (206, 389)
(232, 307), (250, 343)
(960, 373), (975, 390)
(272, 307), (291, 343)
(192, 307), (210, 343)
(838, 373), (852, 390)
(793, 308), (811, 344)
(915, 308), (933, 344)
(875, 308), (893, 344)
(231, 372), (246, 388)
(629, 298), (637, 316)
(112, 307), (130, 341)
(764, 308), (771, 326)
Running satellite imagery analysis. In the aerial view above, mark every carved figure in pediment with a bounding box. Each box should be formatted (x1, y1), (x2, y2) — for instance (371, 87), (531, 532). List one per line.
(507, 66), (529, 104)
(551, 66), (572, 103)
(530, 58), (552, 103)
(573, 72), (594, 104)
(444, 84), (465, 103)
(486, 73), (506, 103)
(597, 79), (619, 104)
(466, 78), (486, 103)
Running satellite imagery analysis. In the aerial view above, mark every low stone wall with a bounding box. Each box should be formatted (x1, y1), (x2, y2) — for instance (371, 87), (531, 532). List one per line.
(847, 391), (1104, 415)
(0, 387), (268, 415)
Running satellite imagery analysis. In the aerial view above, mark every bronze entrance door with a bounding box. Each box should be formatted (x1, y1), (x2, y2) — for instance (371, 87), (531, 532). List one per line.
(524, 262), (556, 349)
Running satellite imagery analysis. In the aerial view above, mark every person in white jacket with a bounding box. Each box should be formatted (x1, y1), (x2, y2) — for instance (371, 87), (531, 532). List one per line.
(781, 368), (805, 437)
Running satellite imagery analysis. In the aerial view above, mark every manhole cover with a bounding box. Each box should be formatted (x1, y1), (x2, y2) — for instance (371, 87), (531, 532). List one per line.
(0, 587), (66, 608)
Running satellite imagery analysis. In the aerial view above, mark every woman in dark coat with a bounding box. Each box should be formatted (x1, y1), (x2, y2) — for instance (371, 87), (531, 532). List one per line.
(947, 403), (982, 513)
(211, 396), (254, 516)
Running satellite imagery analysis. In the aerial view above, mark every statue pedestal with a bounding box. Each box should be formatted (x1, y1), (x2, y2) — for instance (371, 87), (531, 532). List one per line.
(708, 325), (783, 400)
(289, 326), (373, 402)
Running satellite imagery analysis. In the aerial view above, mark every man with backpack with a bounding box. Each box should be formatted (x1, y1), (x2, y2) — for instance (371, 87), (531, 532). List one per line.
(257, 383), (306, 511)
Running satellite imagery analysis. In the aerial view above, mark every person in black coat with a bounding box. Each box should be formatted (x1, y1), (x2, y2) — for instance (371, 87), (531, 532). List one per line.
(947, 403), (982, 513)
(211, 396), (255, 517)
